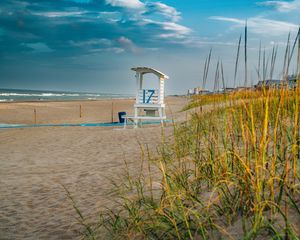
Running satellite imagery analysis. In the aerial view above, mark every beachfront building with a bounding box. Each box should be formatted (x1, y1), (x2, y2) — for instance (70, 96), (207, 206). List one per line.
(287, 74), (298, 89)
(223, 87), (235, 93)
(188, 87), (211, 95)
(125, 67), (169, 127)
(255, 80), (282, 89)
(187, 89), (194, 95)
(255, 75), (298, 90)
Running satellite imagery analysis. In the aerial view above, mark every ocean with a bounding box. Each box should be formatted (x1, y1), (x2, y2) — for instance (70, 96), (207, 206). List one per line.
(0, 88), (133, 102)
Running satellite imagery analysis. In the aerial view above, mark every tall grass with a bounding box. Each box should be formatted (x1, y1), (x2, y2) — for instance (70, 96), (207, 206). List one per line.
(70, 86), (299, 239)
(69, 29), (300, 239)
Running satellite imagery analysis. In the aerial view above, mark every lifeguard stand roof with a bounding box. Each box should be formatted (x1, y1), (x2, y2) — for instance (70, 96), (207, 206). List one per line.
(131, 67), (169, 79)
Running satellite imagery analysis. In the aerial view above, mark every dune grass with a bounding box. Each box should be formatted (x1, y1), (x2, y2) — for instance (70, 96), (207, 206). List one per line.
(70, 85), (299, 240)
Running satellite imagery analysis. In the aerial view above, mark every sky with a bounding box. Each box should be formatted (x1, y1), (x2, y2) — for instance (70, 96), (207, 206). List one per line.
(0, 0), (299, 94)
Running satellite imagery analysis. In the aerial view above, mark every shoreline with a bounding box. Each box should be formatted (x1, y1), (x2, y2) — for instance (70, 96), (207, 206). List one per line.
(0, 95), (185, 104)
(0, 97), (135, 104)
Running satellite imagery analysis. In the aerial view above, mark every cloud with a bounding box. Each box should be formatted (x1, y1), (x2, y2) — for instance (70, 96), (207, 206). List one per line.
(69, 38), (112, 47)
(146, 2), (181, 22)
(22, 42), (54, 53)
(257, 0), (300, 12)
(32, 11), (89, 18)
(210, 16), (298, 36)
(141, 19), (191, 39)
(105, 0), (145, 9)
(89, 47), (124, 53)
(97, 11), (122, 22)
(65, 0), (93, 3)
(0, 0), (193, 60)
(117, 36), (139, 53)
(160, 22), (191, 35)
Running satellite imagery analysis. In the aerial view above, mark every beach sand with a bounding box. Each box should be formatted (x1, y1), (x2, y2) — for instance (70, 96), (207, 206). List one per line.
(0, 97), (188, 239)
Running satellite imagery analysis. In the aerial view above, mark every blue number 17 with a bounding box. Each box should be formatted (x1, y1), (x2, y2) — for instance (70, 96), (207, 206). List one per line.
(143, 90), (155, 103)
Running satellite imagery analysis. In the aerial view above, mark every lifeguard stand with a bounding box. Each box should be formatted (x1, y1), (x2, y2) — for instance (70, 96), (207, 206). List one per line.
(125, 67), (169, 127)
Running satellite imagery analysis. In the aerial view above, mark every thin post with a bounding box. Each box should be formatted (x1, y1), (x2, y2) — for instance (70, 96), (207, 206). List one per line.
(204, 48), (212, 89)
(244, 21), (248, 87)
(288, 26), (300, 69)
(234, 34), (242, 88)
(111, 100), (114, 123)
(263, 48), (266, 81)
(257, 41), (262, 82)
(214, 60), (220, 92)
(79, 104), (82, 118)
(221, 61), (226, 94)
(202, 57), (208, 89)
(282, 33), (291, 81)
(34, 108), (37, 124)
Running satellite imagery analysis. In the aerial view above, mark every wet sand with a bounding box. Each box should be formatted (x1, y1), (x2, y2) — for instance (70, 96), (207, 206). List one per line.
(0, 97), (187, 239)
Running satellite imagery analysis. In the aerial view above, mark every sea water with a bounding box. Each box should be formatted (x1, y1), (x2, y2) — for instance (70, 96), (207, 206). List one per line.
(0, 88), (133, 102)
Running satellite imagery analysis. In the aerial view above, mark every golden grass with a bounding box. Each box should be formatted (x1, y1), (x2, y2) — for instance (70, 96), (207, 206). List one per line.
(70, 85), (299, 239)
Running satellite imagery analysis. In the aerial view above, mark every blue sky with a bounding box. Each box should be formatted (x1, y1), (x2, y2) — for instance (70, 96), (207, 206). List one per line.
(0, 0), (299, 94)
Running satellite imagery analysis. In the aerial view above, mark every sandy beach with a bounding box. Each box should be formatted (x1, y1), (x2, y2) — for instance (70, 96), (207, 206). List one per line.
(0, 96), (187, 239)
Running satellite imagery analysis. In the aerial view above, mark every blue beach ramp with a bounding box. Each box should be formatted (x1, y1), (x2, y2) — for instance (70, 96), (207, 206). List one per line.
(0, 120), (171, 129)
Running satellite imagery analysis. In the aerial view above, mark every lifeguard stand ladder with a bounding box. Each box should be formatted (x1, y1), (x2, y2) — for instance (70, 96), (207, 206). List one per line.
(125, 67), (169, 128)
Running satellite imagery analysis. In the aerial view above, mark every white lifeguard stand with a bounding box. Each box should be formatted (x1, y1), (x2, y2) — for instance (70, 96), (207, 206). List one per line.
(124, 67), (169, 127)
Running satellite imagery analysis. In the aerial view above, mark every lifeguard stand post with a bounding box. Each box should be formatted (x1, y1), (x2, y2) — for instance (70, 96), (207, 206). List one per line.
(129, 67), (169, 127)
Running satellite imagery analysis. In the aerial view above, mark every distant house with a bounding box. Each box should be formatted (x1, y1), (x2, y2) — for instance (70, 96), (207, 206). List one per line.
(195, 87), (211, 95)
(188, 87), (211, 95)
(287, 75), (298, 89)
(255, 75), (299, 89)
(255, 80), (282, 89)
(187, 89), (194, 95)
(222, 87), (235, 93)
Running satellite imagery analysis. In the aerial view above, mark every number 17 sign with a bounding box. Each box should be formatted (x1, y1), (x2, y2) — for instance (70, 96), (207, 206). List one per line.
(142, 89), (157, 104)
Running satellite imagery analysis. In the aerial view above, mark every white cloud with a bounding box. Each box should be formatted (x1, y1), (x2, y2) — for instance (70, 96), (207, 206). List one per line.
(162, 35), (236, 48)
(32, 11), (88, 18)
(89, 47), (125, 54)
(210, 16), (298, 36)
(257, 0), (300, 12)
(22, 42), (54, 53)
(146, 2), (181, 22)
(66, 0), (92, 3)
(26, 0), (193, 51)
(97, 11), (122, 22)
(210, 16), (242, 24)
(158, 33), (185, 39)
(110, 47), (125, 53)
(117, 36), (139, 53)
(105, 1), (183, 23)
(69, 39), (112, 47)
(142, 19), (191, 39)
(105, 0), (145, 9)
(161, 22), (191, 35)
(31, 10), (122, 25)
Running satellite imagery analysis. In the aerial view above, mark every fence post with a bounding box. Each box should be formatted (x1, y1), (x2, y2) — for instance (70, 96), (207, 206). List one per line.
(111, 100), (114, 123)
(34, 108), (37, 124)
